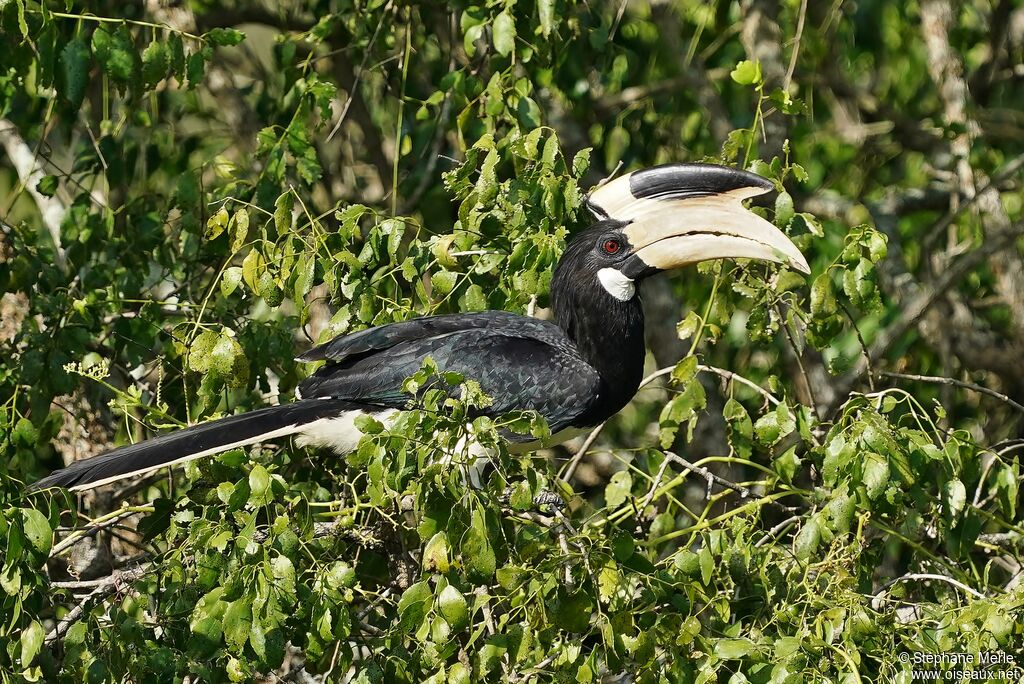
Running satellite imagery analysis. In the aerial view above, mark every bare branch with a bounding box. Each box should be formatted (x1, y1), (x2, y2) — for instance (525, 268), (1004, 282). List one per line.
(878, 371), (1024, 414)
(663, 451), (753, 499)
(45, 564), (151, 645)
(870, 572), (987, 611)
(563, 363), (780, 482)
(0, 119), (67, 271)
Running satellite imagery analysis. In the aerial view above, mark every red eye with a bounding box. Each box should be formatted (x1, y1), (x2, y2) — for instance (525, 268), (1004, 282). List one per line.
(602, 239), (621, 255)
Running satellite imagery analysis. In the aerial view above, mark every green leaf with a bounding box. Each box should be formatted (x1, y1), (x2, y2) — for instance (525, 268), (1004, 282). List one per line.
(538, 0), (555, 37)
(270, 555), (296, 597)
(793, 517), (821, 560)
(422, 532), (450, 573)
(230, 208), (249, 252)
(995, 464), (1018, 518)
(550, 588), (593, 633)
(492, 11), (516, 57)
(943, 479), (967, 523)
(35, 175), (58, 197)
(59, 37), (90, 110)
(20, 508), (52, 556)
(270, 195), (292, 237)
(730, 60), (762, 86)
(658, 376), (707, 447)
(699, 545), (713, 585)
(463, 505), (496, 580)
(188, 330), (243, 377)
(92, 26), (137, 84)
(861, 453), (889, 501)
(204, 28), (247, 47)
(611, 532), (635, 561)
(723, 398), (753, 458)
(810, 273), (837, 318)
(141, 40), (169, 87)
(572, 148), (591, 178)
(186, 49), (209, 87)
(605, 470), (632, 508)
(775, 191), (795, 228)
(325, 561), (356, 589)
(597, 563), (624, 604)
(794, 212), (824, 237)
(431, 270), (459, 297)
(20, 620), (44, 666)
(437, 585), (468, 629)
(867, 230), (888, 261)
(14, 0), (28, 38)
(13, 417), (37, 446)
(463, 23), (485, 58)
(206, 207), (229, 241)
(242, 249), (265, 292)
(248, 464), (271, 507)
(397, 581), (432, 629)
(223, 598), (253, 651)
(221, 267), (243, 297)
(822, 491), (855, 534)
(448, 663), (471, 684)
(674, 550), (699, 575)
(715, 638), (755, 660)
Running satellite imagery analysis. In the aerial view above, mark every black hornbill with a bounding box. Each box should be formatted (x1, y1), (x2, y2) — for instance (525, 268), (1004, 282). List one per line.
(31, 163), (809, 492)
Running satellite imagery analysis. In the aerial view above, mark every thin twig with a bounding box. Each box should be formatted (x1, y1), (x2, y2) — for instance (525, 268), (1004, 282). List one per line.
(973, 453), (999, 507)
(636, 455), (674, 516)
(450, 249), (502, 257)
(325, 1), (392, 143)
(557, 529), (573, 590)
(776, 304), (818, 418)
(878, 371), (1024, 414)
(698, 364), (781, 407)
(595, 160), (624, 189)
(664, 452), (752, 499)
(476, 586), (496, 635)
(252, 521), (382, 548)
(526, 295), (538, 318)
(50, 509), (146, 558)
(562, 363), (780, 481)
(782, 0), (808, 91)
(839, 299), (875, 391)
(870, 572), (987, 611)
(45, 564), (150, 645)
(754, 515), (801, 547)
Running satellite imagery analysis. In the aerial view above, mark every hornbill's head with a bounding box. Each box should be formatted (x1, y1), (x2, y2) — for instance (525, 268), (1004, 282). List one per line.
(553, 163), (810, 305)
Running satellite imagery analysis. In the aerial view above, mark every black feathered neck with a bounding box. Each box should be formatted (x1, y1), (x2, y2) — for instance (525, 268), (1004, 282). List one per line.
(550, 227), (646, 421)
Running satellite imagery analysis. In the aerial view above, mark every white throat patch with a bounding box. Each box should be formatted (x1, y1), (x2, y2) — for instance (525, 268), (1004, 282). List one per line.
(597, 268), (636, 301)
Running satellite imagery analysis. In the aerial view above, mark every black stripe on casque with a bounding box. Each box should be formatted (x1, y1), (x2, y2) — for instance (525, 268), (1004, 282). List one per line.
(628, 163), (774, 202)
(584, 197), (610, 220)
(29, 397), (363, 491)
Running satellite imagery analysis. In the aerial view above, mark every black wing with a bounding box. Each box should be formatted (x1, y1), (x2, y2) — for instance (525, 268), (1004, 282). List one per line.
(298, 314), (602, 433)
(297, 311), (562, 364)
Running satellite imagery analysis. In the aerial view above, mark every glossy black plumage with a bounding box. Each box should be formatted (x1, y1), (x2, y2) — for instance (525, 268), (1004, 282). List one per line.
(29, 398), (362, 491)
(298, 313), (606, 436)
(31, 162), (809, 492)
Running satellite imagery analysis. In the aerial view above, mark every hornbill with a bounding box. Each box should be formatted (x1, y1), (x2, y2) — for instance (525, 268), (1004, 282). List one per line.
(31, 163), (809, 492)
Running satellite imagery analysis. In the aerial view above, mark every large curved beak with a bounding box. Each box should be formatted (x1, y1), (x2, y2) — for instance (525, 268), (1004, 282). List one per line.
(588, 163), (811, 279)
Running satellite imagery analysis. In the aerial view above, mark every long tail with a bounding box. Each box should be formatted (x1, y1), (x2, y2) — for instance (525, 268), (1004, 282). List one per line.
(30, 398), (360, 492)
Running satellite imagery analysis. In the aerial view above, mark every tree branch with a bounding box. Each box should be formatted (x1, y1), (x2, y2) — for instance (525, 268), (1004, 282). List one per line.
(878, 371), (1024, 414)
(45, 564), (150, 645)
(0, 119), (67, 272)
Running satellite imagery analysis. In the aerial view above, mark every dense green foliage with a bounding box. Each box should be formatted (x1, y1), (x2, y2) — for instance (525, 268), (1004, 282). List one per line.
(1, 0), (1022, 681)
